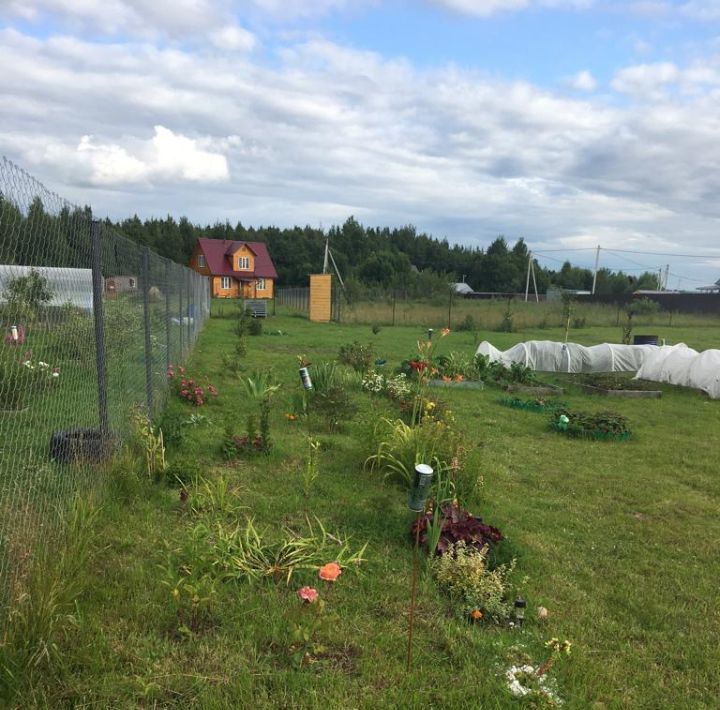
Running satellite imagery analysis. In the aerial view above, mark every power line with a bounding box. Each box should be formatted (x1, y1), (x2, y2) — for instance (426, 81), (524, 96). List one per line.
(602, 248), (720, 259)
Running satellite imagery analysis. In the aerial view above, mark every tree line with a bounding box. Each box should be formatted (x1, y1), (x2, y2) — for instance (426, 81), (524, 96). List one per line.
(1, 196), (659, 296)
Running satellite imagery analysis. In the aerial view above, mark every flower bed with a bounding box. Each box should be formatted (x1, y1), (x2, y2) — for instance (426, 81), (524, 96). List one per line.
(550, 409), (632, 441)
(498, 397), (567, 414)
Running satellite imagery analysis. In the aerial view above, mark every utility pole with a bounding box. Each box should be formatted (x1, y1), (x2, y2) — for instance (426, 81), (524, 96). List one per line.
(525, 253), (532, 302)
(664, 264), (670, 290)
(591, 245), (601, 295)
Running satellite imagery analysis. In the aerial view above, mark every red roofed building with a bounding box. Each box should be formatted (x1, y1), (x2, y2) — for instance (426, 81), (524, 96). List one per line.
(189, 238), (278, 299)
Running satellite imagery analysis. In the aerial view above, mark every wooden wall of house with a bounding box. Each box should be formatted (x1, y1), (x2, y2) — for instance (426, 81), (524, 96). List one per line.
(212, 276), (240, 298)
(309, 274), (332, 322)
(189, 243), (212, 276)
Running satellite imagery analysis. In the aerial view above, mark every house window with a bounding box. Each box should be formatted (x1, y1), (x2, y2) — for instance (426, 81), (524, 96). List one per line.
(256, 278), (266, 290)
(238, 256), (250, 270)
(221, 276), (232, 290)
(197, 254), (206, 267)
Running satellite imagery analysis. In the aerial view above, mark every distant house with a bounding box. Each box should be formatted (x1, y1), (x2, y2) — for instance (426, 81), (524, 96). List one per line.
(697, 278), (720, 293)
(189, 238), (277, 300)
(105, 275), (137, 297)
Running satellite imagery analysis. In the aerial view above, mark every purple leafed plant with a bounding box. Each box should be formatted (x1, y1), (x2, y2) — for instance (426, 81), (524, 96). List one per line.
(411, 503), (504, 555)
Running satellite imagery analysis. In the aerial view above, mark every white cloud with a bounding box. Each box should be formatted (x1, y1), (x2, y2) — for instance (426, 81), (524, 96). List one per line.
(0, 0), (257, 45)
(1, 27), (720, 273)
(39, 127), (231, 185)
(567, 70), (597, 91)
(430, 0), (592, 17)
(209, 25), (257, 51)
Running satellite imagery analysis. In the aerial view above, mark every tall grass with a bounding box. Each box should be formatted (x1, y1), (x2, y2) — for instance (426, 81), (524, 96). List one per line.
(0, 496), (99, 703)
(333, 298), (720, 330)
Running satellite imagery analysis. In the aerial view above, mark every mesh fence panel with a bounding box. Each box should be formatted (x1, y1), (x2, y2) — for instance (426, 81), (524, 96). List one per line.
(0, 157), (209, 608)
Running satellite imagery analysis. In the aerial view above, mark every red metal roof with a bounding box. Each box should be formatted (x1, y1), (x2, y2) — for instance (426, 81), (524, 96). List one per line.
(197, 238), (278, 280)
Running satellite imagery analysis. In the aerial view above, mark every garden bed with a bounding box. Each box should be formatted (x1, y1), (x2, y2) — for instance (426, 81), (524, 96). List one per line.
(505, 383), (564, 396)
(576, 374), (661, 398)
(428, 378), (484, 390)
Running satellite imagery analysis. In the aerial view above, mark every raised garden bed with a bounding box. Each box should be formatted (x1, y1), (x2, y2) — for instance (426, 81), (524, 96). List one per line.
(498, 397), (567, 414)
(578, 374), (662, 399)
(505, 383), (564, 396)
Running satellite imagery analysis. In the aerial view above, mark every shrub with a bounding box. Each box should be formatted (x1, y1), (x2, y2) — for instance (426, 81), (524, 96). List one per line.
(248, 318), (263, 336)
(431, 541), (516, 622)
(164, 457), (204, 488)
(371, 323), (381, 335)
(338, 341), (375, 373)
(456, 314), (477, 332)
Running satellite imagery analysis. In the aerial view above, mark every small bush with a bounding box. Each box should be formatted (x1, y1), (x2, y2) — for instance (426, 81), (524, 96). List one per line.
(456, 314), (477, 332)
(338, 341), (375, 373)
(572, 317), (586, 329)
(371, 323), (381, 335)
(431, 541), (516, 622)
(165, 457), (204, 488)
(248, 318), (263, 336)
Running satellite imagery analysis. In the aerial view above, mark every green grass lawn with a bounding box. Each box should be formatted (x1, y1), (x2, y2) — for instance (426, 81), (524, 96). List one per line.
(3, 309), (720, 708)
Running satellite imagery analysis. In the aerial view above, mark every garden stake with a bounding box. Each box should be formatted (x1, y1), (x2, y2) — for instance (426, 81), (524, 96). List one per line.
(407, 511), (422, 671)
(406, 463), (434, 672)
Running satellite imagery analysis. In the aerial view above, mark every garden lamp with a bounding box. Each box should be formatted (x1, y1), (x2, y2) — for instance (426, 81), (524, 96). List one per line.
(408, 463), (434, 512)
(299, 366), (313, 390)
(514, 597), (526, 626)
(427, 328), (433, 341)
(11, 325), (18, 342)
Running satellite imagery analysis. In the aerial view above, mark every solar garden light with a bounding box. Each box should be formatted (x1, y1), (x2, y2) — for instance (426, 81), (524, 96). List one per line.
(408, 463), (434, 512)
(427, 328), (433, 341)
(299, 366), (313, 390)
(407, 463), (434, 671)
(514, 597), (527, 626)
(11, 325), (19, 342)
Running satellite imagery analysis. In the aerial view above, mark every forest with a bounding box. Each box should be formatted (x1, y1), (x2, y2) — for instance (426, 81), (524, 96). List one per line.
(0, 196), (659, 296)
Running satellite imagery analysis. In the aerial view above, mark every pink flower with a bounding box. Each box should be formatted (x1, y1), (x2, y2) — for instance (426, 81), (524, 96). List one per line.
(297, 586), (319, 604)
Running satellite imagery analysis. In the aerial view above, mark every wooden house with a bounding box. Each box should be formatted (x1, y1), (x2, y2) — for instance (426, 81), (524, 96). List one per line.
(189, 238), (277, 299)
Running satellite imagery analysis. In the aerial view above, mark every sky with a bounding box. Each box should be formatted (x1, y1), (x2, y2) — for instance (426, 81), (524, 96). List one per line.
(2, 0), (720, 288)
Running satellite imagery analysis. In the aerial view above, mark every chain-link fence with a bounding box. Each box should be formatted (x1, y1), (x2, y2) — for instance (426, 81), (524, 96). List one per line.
(0, 157), (209, 606)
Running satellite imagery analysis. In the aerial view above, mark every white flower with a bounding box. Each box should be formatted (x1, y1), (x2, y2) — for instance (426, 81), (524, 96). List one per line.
(38, 361), (49, 368)
(52, 371), (59, 378)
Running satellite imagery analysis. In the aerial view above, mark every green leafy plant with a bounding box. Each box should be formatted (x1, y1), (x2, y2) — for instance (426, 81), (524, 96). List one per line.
(248, 318), (263, 336)
(161, 565), (217, 638)
(199, 516), (367, 586)
(431, 541), (517, 622)
(130, 406), (166, 480)
(303, 438), (321, 497)
(551, 409), (632, 441)
(365, 417), (459, 486)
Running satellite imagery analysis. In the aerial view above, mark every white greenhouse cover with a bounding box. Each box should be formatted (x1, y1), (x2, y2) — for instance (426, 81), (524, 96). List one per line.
(475, 340), (720, 399)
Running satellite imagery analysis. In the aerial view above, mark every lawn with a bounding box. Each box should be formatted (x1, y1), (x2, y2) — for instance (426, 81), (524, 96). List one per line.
(2, 306), (719, 708)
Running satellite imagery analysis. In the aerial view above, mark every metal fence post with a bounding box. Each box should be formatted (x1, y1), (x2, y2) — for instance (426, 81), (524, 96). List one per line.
(178, 264), (184, 359)
(164, 259), (171, 372)
(142, 247), (154, 417)
(186, 269), (192, 348)
(90, 219), (110, 437)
